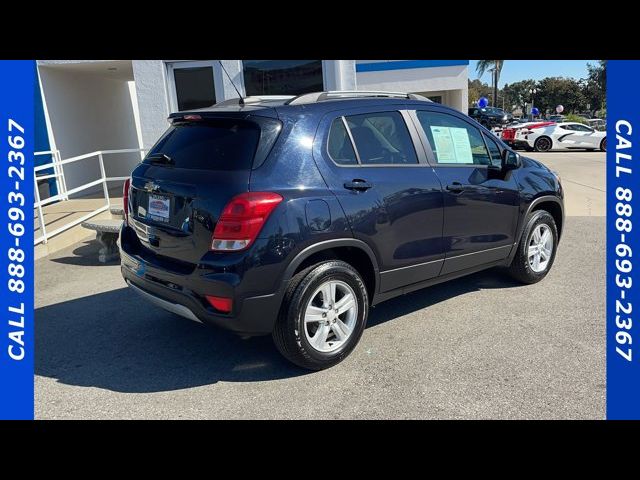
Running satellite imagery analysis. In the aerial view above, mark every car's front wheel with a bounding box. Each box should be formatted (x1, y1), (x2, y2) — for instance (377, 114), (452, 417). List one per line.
(508, 210), (558, 284)
(273, 260), (369, 370)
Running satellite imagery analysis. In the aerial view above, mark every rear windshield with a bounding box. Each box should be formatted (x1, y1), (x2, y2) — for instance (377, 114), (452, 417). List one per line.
(145, 119), (261, 170)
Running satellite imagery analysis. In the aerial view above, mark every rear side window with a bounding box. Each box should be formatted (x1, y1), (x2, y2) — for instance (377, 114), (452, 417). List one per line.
(327, 118), (358, 165)
(344, 112), (418, 165)
(416, 111), (491, 166)
(145, 119), (261, 170)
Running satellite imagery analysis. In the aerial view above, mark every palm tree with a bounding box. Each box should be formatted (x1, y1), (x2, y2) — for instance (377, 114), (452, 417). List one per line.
(476, 60), (504, 107)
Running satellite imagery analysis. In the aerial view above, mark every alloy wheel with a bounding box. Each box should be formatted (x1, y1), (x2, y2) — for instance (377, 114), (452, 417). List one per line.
(303, 280), (358, 353)
(528, 224), (553, 273)
(535, 137), (552, 152)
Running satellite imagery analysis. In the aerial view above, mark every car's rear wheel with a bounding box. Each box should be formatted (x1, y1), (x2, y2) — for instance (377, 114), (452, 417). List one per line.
(508, 210), (558, 284)
(272, 260), (368, 370)
(600, 137), (607, 152)
(534, 136), (553, 152)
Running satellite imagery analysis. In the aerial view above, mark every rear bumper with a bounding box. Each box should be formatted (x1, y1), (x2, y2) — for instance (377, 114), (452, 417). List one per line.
(120, 249), (282, 335)
(505, 139), (530, 149)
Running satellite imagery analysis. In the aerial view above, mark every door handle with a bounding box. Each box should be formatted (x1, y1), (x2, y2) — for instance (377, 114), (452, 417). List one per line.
(446, 182), (465, 193)
(344, 179), (373, 191)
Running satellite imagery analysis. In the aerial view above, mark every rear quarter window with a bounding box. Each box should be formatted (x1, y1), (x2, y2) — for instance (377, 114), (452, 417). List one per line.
(145, 119), (262, 170)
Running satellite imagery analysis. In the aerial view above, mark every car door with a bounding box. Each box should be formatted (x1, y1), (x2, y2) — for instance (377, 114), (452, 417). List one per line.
(312, 107), (445, 293)
(410, 109), (521, 275)
(569, 123), (600, 147)
(556, 123), (591, 148)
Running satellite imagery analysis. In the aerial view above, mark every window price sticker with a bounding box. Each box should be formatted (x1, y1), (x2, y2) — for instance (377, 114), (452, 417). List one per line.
(0, 61), (34, 420)
(608, 61), (640, 419)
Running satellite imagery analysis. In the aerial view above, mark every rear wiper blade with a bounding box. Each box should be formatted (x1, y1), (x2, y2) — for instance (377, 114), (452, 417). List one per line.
(146, 153), (174, 165)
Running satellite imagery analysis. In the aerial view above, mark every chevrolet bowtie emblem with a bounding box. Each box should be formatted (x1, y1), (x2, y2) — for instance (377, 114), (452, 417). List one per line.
(144, 182), (160, 192)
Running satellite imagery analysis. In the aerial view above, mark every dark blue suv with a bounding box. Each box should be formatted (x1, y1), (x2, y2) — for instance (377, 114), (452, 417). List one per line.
(120, 91), (564, 370)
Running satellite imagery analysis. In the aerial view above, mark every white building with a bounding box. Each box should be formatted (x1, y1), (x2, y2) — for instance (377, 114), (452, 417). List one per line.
(36, 60), (468, 197)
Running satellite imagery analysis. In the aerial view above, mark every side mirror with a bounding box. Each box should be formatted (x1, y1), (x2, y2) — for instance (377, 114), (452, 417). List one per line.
(501, 149), (520, 171)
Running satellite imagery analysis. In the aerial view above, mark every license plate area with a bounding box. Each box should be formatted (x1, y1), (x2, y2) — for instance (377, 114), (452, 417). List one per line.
(147, 194), (171, 223)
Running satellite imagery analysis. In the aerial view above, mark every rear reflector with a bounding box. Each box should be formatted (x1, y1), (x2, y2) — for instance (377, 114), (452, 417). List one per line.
(212, 192), (283, 251)
(183, 114), (202, 121)
(206, 295), (233, 313)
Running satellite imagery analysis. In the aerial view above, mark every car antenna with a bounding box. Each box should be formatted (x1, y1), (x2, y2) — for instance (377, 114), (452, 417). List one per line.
(218, 60), (245, 105)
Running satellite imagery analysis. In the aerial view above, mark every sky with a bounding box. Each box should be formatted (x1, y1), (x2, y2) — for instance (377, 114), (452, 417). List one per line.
(469, 60), (599, 87)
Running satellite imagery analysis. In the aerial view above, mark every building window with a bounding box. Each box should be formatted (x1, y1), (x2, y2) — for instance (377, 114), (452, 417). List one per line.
(243, 60), (323, 96)
(170, 62), (217, 111)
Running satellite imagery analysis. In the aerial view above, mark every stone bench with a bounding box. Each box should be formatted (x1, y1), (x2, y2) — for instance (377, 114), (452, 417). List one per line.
(81, 219), (123, 263)
(110, 205), (124, 217)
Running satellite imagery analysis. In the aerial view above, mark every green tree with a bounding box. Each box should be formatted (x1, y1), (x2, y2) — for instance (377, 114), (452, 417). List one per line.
(502, 79), (538, 114)
(535, 77), (587, 114)
(476, 60), (504, 107)
(583, 60), (606, 114)
(468, 79), (492, 106)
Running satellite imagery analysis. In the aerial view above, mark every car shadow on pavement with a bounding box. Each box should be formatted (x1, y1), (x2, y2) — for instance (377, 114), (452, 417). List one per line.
(35, 268), (521, 393)
(367, 268), (521, 328)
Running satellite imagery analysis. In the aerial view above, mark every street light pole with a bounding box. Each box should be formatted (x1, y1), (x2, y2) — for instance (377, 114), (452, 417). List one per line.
(529, 88), (537, 118)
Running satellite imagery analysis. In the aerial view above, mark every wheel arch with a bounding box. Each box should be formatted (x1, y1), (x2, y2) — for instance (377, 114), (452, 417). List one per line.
(282, 239), (379, 302)
(526, 195), (564, 237)
(600, 136), (607, 151)
(510, 195), (564, 262)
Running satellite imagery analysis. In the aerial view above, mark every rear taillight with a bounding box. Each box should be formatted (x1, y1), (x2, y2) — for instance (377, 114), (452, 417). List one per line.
(123, 177), (131, 225)
(212, 192), (283, 251)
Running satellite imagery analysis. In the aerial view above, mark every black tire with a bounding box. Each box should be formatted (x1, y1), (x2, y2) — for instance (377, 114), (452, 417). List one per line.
(272, 260), (369, 370)
(600, 137), (607, 152)
(508, 210), (558, 284)
(534, 136), (553, 152)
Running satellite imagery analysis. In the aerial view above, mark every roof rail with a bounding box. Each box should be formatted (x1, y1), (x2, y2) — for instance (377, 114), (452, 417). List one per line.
(286, 90), (431, 105)
(213, 95), (295, 107)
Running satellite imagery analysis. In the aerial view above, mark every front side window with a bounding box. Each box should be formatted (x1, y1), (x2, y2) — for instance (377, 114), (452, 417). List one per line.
(243, 60), (323, 96)
(483, 133), (503, 167)
(572, 124), (593, 132)
(416, 111), (491, 165)
(172, 66), (216, 111)
(344, 112), (418, 165)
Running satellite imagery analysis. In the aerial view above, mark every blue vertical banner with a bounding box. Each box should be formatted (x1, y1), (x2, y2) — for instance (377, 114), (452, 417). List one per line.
(0, 60), (35, 419)
(607, 60), (640, 419)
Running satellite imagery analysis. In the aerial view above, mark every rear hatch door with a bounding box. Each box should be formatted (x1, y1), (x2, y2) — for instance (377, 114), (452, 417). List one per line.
(129, 113), (280, 266)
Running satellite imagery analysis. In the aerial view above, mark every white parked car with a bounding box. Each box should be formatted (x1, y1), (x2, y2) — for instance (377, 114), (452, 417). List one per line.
(517, 122), (607, 152)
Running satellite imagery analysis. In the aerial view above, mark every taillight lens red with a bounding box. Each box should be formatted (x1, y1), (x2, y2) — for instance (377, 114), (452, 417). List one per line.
(212, 192), (283, 251)
(123, 177), (131, 225)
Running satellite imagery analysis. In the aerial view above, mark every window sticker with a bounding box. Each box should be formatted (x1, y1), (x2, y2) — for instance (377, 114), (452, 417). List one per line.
(430, 126), (474, 164)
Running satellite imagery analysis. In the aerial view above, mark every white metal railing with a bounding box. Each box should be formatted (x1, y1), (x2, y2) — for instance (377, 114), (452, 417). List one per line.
(34, 148), (146, 245)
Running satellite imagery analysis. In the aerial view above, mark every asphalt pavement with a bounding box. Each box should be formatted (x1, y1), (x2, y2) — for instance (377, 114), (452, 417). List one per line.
(35, 151), (605, 419)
